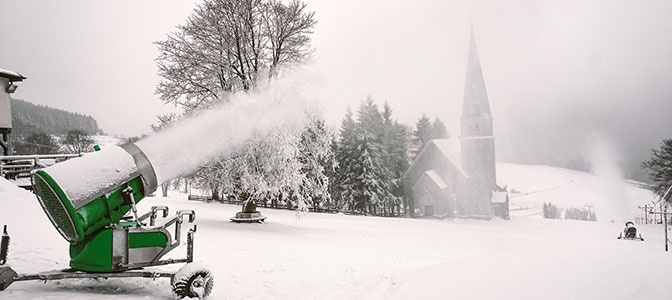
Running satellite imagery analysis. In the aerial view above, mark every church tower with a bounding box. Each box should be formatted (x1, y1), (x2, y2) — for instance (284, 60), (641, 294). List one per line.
(460, 28), (496, 217)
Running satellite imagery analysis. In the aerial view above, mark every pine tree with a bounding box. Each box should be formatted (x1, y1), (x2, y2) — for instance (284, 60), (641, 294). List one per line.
(334, 107), (359, 211)
(431, 117), (449, 139)
(325, 136), (339, 209)
(381, 102), (410, 216)
(412, 114), (433, 158)
(354, 98), (389, 215)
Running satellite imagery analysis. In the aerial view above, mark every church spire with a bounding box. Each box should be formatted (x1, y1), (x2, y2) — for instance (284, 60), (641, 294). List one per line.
(459, 26), (497, 217)
(461, 27), (491, 122)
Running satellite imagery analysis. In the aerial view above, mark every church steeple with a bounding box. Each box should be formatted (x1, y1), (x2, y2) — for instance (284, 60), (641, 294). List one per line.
(461, 27), (493, 137)
(460, 27), (496, 217)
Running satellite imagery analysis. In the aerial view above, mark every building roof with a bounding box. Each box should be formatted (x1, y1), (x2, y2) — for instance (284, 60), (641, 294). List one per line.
(431, 139), (468, 178)
(425, 170), (448, 189)
(402, 138), (468, 182)
(0, 68), (26, 82)
(492, 191), (509, 204)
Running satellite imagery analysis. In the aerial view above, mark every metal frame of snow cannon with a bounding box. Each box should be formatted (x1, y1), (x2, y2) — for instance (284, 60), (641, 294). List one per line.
(617, 221), (643, 241)
(0, 143), (214, 299)
(0, 209), (211, 298)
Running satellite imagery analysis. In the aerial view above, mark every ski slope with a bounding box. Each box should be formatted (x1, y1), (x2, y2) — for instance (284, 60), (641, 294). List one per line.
(0, 163), (670, 300)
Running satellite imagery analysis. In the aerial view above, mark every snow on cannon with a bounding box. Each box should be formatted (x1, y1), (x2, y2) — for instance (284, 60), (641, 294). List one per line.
(0, 143), (214, 299)
(617, 221), (644, 241)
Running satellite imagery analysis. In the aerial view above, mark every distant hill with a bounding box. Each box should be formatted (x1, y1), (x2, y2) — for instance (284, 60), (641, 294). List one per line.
(10, 99), (102, 136)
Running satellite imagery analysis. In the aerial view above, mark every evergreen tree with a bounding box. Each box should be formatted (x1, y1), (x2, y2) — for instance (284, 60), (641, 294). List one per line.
(354, 98), (390, 214)
(325, 135), (339, 209)
(412, 114), (433, 157)
(334, 107), (359, 211)
(642, 138), (672, 197)
(381, 102), (410, 216)
(431, 117), (449, 139)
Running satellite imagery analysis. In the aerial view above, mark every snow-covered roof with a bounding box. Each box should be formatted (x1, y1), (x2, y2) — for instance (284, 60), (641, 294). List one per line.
(425, 170), (448, 189)
(0, 68), (26, 82)
(431, 139), (467, 178)
(491, 191), (508, 204)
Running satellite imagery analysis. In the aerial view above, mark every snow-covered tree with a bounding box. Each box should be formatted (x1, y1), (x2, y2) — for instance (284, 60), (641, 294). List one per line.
(333, 107), (358, 211)
(381, 102), (410, 216)
(189, 112), (332, 213)
(642, 138), (672, 197)
(298, 118), (334, 209)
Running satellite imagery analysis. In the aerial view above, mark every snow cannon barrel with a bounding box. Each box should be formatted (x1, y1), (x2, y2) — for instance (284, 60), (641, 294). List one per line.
(30, 143), (157, 245)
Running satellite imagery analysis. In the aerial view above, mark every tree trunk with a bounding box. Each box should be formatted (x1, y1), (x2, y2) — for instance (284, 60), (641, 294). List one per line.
(211, 187), (220, 202)
(161, 183), (169, 197)
(242, 199), (258, 213)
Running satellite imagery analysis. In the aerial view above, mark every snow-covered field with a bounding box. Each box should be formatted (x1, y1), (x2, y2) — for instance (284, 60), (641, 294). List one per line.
(1, 162), (671, 300)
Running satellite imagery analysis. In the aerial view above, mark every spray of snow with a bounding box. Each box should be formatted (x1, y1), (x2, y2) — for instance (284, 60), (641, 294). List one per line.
(586, 135), (631, 223)
(136, 66), (324, 184)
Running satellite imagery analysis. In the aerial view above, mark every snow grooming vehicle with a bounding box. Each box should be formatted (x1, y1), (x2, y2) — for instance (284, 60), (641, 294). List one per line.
(0, 143), (214, 299)
(618, 221), (644, 241)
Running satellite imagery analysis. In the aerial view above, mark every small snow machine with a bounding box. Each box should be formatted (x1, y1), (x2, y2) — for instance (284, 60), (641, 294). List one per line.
(0, 143), (214, 299)
(617, 221), (644, 241)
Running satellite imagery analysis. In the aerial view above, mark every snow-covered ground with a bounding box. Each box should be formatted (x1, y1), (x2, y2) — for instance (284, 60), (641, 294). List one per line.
(1, 163), (670, 300)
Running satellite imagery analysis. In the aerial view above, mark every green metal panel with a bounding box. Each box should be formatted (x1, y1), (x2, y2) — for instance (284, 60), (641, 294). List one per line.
(129, 232), (168, 249)
(69, 229), (113, 272)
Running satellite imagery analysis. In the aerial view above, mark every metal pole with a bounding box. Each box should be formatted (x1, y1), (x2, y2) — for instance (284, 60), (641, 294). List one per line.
(665, 208), (669, 252)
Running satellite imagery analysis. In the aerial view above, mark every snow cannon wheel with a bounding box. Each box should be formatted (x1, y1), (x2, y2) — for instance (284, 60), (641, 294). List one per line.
(0, 266), (16, 291)
(172, 263), (214, 299)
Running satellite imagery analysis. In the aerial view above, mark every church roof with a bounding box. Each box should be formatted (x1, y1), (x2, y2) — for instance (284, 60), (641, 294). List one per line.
(431, 139), (467, 178)
(461, 28), (491, 120)
(401, 138), (468, 182)
(424, 170), (448, 189)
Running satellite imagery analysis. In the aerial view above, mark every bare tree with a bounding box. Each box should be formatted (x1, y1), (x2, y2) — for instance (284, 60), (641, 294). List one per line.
(63, 129), (94, 154)
(155, 0), (316, 114)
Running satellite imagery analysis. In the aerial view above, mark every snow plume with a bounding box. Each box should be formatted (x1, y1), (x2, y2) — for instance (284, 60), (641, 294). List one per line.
(136, 66), (324, 184)
(586, 135), (630, 223)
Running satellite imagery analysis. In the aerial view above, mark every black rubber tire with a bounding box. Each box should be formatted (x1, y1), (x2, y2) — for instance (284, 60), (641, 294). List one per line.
(171, 264), (214, 299)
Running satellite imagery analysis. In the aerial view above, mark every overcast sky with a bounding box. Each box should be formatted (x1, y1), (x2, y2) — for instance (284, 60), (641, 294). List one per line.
(1, 0), (671, 180)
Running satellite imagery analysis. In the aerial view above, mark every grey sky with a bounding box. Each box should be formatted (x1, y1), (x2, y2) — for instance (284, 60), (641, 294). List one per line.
(1, 0), (671, 180)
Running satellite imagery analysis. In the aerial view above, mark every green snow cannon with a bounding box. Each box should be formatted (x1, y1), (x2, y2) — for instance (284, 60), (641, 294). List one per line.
(30, 143), (198, 273)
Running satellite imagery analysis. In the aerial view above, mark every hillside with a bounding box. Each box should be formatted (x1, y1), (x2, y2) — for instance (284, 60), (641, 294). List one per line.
(10, 99), (101, 136)
(498, 162), (656, 222)
(0, 162), (667, 300)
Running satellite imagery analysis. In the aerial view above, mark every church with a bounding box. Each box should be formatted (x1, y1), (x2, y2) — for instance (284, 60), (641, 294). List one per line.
(401, 30), (509, 220)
